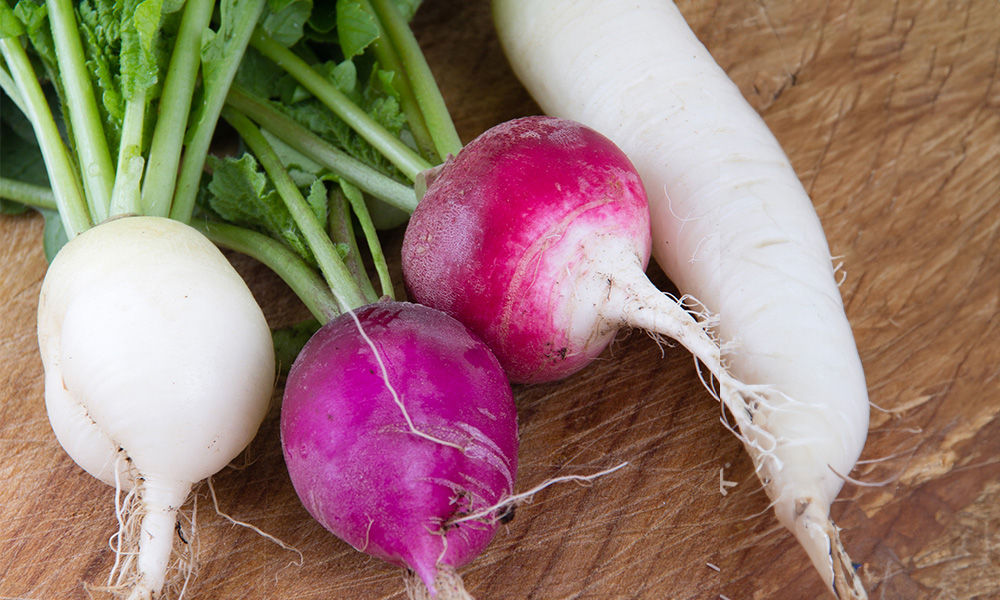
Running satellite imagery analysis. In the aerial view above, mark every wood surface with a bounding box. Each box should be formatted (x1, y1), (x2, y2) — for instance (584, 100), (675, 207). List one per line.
(1, 0), (998, 599)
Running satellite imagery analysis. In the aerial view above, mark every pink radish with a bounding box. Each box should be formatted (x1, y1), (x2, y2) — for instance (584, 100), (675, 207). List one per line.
(403, 115), (726, 387)
(281, 301), (519, 599)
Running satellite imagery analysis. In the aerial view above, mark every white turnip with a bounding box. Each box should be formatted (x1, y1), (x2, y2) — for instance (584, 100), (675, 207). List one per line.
(37, 216), (275, 599)
(492, 0), (870, 597)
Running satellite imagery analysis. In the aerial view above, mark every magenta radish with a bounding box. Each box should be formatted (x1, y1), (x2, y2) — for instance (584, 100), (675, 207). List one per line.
(281, 301), (518, 599)
(492, 0), (870, 597)
(402, 116), (726, 387)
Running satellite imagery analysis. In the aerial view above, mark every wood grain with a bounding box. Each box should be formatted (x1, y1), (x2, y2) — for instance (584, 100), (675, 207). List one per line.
(1, 0), (998, 598)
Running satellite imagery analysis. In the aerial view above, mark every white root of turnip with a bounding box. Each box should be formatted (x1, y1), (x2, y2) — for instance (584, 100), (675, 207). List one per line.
(37, 216), (274, 599)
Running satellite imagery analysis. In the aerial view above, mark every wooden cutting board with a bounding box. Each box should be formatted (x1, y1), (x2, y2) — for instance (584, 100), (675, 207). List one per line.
(2, 0), (997, 598)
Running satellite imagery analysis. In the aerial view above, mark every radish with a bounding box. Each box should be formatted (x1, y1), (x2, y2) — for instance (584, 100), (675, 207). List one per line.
(188, 20), (523, 588)
(6, 2), (522, 596)
(2, 1), (280, 596)
(402, 115), (662, 384)
(215, 96), (521, 600)
(37, 215), (274, 599)
(491, 0), (870, 597)
(281, 301), (518, 600)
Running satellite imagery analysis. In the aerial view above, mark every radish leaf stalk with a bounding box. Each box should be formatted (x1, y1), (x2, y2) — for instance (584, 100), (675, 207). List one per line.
(44, 0), (114, 221)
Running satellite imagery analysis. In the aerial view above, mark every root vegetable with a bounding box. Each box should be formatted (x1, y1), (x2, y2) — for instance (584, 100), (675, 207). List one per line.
(402, 115), (656, 384)
(281, 301), (518, 599)
(37, 216), (275, 599)
(491, 1), (870, 597)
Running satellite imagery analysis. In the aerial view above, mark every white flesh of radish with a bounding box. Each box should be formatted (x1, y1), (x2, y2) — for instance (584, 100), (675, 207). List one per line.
(36, 216), (275, 599)
(493, 1), (870, 597)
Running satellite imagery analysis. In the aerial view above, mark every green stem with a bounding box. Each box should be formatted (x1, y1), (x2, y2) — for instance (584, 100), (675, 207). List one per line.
(327, 187), (378, 301)
(140, 0), (215, 217)
(193, 220), (341, 324)
(0, 36), (90, 237)
(109, 91), (146, 217)
(224, 107), (374, 311)
(369, 0), (463, 159)
(341, 180), (394, 299)
(249, 28), (433, 181)
(226, 85), (417, 212)
(0, 61), (28, 115)
(169, 0), (268, 224)
(46, 0), (115, 223)
(0, 177), (58, 210)
(360, 0), (437, 162)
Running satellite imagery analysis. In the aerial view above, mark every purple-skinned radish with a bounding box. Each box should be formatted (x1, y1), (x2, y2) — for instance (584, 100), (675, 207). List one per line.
(280, 301), (518, 599)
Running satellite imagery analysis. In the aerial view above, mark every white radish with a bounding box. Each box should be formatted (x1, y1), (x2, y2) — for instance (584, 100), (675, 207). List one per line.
(492, 1), (870, 598)
(37, 215), (275, 599)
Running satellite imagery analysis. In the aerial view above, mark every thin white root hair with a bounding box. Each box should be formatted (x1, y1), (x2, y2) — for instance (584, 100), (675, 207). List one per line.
(719, 464), (738, 496)
(448, 462), (629, 526)
(436, 529), (450, 566)
(356, 516), (375, 553)
(832, 260), (848, 287)
(855, 442), (922, 465)
(868, 400), (914, 414)
(88, 479), (198, 600)
(345, 307), (464, 452)
(676, 293), (715, 324)
(737, 499), (781, 522)
(663, 183), (708, 238)
(206, 478), (304, 566)
(828, 465), (901, 488)
(108, 451), (136, 586)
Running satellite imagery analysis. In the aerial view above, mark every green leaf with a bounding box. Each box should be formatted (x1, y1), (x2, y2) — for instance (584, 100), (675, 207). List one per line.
(0, 199), (30, 214)
(13, 2), (57, 71)
(327, 59), (358, 98)
(271, 318), (320, 373)
(133, 0), (164, 51)
(204, 152), (317, 264)
(390, 0), (421, 22)
(1, 0), (26, 38)
(0, 99), (49, 187)
(261, 0), (312, 46)
(78, 0), (125, 125)
(39, 207), (68, 261)
(336, 1), (378, 59)
(120, 13), (161, 99)
(305, 1), (334, 34)
(123, 0), (166, 98)
(234, 47), (291, 99)
(305, 175), (327, 224)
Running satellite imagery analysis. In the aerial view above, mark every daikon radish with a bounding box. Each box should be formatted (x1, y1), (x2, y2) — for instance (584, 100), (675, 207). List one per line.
(492, 1), (870, 597)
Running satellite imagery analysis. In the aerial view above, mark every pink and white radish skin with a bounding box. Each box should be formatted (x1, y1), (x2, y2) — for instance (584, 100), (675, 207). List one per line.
(492, 0), (870, 598)
(37, 216), (275, 599)
(403, 116), (727, 387)
(281, 301), (518, 599)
